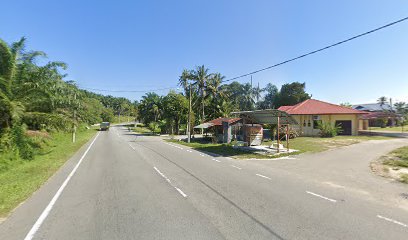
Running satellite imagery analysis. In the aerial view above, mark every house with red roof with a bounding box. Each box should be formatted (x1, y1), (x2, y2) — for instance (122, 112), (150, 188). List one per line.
(278, 99), (367, 136)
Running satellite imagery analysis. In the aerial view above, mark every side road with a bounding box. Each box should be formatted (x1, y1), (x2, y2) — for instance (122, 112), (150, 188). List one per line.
(225, 138), (408, 210)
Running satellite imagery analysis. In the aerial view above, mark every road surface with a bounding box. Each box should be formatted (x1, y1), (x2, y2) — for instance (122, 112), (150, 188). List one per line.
(1, 125), (407, 239)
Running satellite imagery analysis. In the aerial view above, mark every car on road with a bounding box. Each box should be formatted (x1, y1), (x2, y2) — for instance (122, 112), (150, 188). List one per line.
(100, 122), (110, 131)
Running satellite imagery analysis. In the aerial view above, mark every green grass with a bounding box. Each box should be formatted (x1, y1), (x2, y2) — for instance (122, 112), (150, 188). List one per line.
(133, 126), (152, 134)
(168, 135), (393, 160)
(263, 135), (393, 153)
(400, 174), (408, 184)
(383, 145), (408, 168)
(0, 129), (97, 217)
(166, 139), (299, 159)
(369, 126), (407, 132)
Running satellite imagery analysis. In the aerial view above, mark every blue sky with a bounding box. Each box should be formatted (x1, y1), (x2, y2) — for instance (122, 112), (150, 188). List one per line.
(1, 0), (408, 104)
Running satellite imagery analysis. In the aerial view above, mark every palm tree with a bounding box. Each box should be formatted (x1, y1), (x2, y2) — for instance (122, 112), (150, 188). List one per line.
(240, 83), (255, 110)
(0, 38), (24, 128)
(191, 65), (211, 125)
(178, 69), (192, 96)
(377, 96), (388, 106)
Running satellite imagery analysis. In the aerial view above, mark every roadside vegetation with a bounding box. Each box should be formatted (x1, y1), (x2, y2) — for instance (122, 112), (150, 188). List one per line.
(0, 128), (97, 217)
(372, 145), (408, 184)
(0, 37), (137, 217)
(137, 65), (311, 135)
(264, 136), (393, 153)
(168, 135), (392, 159)
(369, 126), (407, 132)
(166, 139), (289, 159)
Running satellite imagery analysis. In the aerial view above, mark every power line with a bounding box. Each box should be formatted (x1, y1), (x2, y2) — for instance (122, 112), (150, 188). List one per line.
(79, 16), (408, 93)
(221, 16), (408, 83)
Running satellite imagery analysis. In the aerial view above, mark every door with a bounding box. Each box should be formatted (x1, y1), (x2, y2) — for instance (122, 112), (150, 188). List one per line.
(335, 120), (352, 135)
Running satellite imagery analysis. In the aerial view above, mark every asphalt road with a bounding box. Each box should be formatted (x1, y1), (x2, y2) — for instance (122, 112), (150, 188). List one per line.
(1, 125), (407, 240)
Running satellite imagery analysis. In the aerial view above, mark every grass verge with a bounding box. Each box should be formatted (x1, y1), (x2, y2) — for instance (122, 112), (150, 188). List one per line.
(382, 146), (408, 168)
(0, 129), (97, 217)
(373, 145), (408, 184)
(369, 126), (407, 132)
(166, 139), (300, 159)
(263, 136), (393, 153)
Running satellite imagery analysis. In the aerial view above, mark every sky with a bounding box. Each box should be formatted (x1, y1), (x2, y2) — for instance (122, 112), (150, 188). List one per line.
(1, 0), (408, 104)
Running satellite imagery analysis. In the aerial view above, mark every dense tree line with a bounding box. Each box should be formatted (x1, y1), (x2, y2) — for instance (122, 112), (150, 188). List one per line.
(138, 65), (311, 134)
(0, 37), (136, 160)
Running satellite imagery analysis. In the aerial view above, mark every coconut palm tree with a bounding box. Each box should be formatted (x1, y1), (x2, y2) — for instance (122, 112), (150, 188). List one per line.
(377, 96), (388, 107)
(190, 65), (212, 125)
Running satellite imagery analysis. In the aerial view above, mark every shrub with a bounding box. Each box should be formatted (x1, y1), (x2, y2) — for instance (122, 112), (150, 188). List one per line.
(148, 122), (160, 134)
(23, 112), (73, 132)
(318, 122), (342, 138)
(11, 124), (35, 160)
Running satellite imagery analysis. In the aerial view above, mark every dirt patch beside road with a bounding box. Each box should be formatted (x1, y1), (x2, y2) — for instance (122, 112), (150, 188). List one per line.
(371, 146), (408, 183)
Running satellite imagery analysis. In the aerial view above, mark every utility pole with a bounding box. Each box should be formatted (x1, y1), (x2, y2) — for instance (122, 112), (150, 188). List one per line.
(188, 82), (192, 143)
(72, 92), (77, 143)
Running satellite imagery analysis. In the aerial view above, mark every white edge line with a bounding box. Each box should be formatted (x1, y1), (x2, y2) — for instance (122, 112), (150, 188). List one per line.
(256, 174), (271, 180)
(306, 191), (337, 203)
(153, 167), (187, 198)
(175, 187), (188, 197)
(231, 165), (242, 170)
(377, 215), (407, 228)
(24, 132), (100, 240)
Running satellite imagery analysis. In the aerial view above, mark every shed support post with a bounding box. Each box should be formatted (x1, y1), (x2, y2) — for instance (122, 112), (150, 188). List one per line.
(286, 125), (289, 151)
(277, 114), (280, 153)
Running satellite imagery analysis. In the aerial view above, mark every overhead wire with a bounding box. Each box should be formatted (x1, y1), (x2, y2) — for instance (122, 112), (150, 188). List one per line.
(78, 16), (408, 93)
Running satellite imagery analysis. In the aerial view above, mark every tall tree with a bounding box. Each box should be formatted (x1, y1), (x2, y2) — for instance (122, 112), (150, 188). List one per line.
(257, 83), (278, 109)
(275, 82), (311, 108)
(377, 96), (388, 106)
(190, 65), (212, 123)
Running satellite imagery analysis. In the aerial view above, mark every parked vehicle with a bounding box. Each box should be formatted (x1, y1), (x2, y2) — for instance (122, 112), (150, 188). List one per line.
(100, 122), (110, 131)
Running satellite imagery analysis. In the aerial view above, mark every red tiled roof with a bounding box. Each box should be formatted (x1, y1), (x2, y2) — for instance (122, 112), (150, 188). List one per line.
(277, 99), (367, 115)
(207, 117), (241, 126)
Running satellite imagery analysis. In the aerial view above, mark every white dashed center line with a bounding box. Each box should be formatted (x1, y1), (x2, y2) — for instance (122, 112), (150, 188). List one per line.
(153, 167), (187, 198)
(256, 174), (271, 180)
(306, 191), (337, 203)
(377, 215), (407, 228)
(231, 165), (242, 170)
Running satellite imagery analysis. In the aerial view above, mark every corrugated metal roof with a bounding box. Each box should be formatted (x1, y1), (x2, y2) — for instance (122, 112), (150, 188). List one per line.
(232, 109), (298, 125)
(352, 103), (393, 112)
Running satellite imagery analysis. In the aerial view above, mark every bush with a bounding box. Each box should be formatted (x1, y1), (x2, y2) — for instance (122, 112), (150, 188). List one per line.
(148, 122), (160, 134)
(11, 124), (35, 160)
(23, 112), (73, 132)
(318, 122), (342, 138)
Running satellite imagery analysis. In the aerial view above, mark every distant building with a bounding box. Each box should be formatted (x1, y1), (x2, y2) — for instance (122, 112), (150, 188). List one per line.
(278, 99), (367, 136)
(352, 103), (399, 128)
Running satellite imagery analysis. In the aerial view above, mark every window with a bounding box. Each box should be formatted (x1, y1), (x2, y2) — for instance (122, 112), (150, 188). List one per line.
(307, 120), (311, 127)
(313, 120), (322, 129)
(303, 120), (306, 127)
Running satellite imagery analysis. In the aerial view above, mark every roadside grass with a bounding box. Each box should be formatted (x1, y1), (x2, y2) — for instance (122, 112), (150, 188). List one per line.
(262, 136), (393, 153)
(133, 127), (152, 134)
(167, 135), (393, 159)
(0, 129), (97, 217)
(166, 139), (300, 159)
(383, 146), (408, 168)
(400, 174), (408, 184)
(369, 126), (407, 132)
